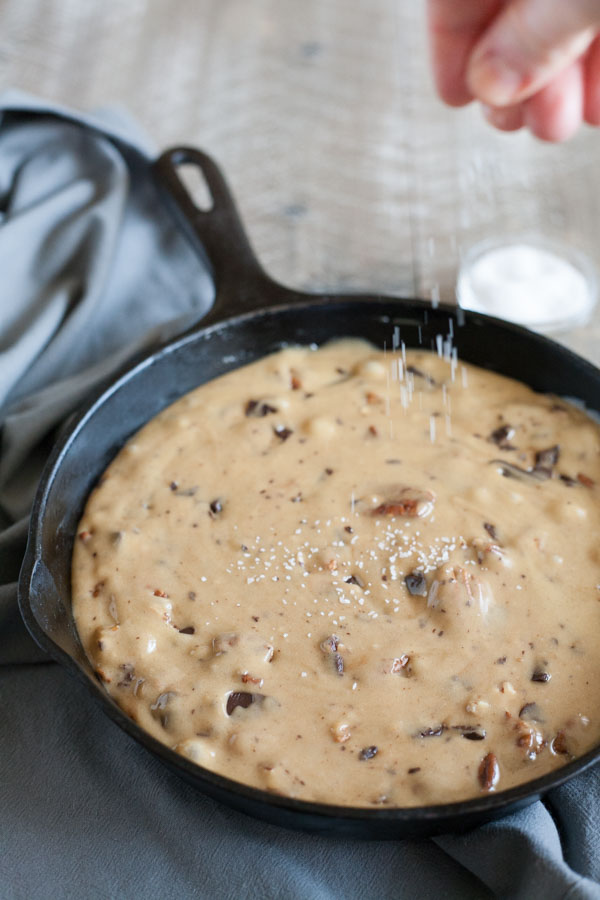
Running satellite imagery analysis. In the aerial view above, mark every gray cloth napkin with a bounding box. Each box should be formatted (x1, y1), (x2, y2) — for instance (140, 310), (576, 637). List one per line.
(0, 90), (598, 900)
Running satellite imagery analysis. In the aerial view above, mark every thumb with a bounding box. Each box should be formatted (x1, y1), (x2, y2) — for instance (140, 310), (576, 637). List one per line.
(467, 0), (600, 105)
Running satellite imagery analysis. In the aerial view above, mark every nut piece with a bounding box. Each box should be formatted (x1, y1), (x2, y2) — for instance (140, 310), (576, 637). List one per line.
(466, 698), (490, 716)
(478, 752), (500, 791)
(330, 722), (352, 743)
(514, 719), (545, 759)
(551, 730), (569, 755)
(371, 487), (436, 519)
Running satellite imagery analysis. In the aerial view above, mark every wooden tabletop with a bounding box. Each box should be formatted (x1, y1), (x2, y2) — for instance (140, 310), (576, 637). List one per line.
(2, 0), (600, 362)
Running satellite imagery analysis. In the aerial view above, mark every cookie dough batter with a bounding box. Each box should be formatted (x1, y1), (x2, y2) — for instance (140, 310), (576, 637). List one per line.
(72, 340), (600, 807)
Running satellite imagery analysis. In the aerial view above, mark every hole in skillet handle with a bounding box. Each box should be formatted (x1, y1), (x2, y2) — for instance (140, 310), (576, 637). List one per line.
(153, 147), (293, 321)
(175, 162), (214, 212)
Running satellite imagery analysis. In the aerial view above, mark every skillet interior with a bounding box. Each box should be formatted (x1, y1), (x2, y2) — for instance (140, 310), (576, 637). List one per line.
(18, 149), (600, 839)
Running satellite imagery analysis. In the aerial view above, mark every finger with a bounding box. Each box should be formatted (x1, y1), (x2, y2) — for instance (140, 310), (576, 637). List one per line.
(481, 103), (525, 131)
(584, 35), (600, 124)
(467, 0), (600, 107)
(427, 0), (504, 106)
(523, 60), (584, 142)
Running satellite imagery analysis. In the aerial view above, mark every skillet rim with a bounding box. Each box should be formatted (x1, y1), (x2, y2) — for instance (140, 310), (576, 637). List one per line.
(18, 292), (600, 836)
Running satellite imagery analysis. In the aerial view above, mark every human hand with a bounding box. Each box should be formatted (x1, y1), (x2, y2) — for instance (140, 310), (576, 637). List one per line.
(427, 0), (600, 141)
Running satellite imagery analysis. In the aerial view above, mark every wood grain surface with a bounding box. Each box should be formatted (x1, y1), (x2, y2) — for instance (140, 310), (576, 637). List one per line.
(1, 0), (599, 361)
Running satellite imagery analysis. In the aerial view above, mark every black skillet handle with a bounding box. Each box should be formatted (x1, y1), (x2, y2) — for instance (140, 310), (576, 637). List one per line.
(153, 147), (288, 319)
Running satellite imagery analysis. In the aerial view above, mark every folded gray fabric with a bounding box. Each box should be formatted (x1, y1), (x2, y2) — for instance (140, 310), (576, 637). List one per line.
(0, 90), (598, 900)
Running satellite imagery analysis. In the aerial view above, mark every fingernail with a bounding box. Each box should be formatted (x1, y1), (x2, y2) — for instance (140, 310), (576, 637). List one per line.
(481, 103), (524, 132)
(481, 103), (505, 125)
(468, 51), (526, 105)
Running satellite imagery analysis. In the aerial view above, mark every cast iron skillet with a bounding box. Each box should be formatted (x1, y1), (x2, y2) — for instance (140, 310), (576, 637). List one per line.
(18, 147), (600, 839)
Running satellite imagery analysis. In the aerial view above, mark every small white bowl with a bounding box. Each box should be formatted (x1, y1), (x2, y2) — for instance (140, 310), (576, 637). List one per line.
(456, 235), (598, 334)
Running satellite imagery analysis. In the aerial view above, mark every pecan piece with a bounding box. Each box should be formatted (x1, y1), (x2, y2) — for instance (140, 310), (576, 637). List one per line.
(551, 730), (569, 755)
(372, 488), (435, 519)
(478, 752), (500, 791)
(331, 722), (351, 743)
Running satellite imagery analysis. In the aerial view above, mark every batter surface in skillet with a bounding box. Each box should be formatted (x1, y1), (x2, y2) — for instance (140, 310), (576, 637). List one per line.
(72, 340), (600, 807)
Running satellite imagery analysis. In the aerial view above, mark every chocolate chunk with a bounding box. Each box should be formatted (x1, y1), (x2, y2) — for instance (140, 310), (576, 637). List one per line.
(209, 499), (223, 516)
(405, 572), (427, 596)
(274, 425), (293, 441)
(519, 702), (545, 722)
(483, 522), (497, 540)
(344, 526), (354, 534)
(245, 400), (278, 417)
(490, 460), (547, 482)
(559, 474), (577, 486)
(489, 424), (515, 448)
(531, 669), (551, 683)
(320, 634), (339, 653)
(344, 574), (364, 587)
(406, 365), (435, 385)
(169, 481), (178, 491)
(453, 726), (486, 741)
(178, 626), (195, 635)
(359, 746), (378, 760)
(117, 663), (135, 687)
(325, 468), (334, 475)
(478, 752), (500, 791)
(534, 445), (560, 473)
(418, 725), (445, 738)
(175, 486), (198, 496)
(407, 767), (421, 774)
(226, 691), (262, 715)
(150, 692), (174, 710)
